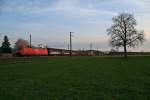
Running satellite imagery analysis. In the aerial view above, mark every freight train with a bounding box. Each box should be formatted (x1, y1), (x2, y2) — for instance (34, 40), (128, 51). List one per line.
(16, 47), (97, 56)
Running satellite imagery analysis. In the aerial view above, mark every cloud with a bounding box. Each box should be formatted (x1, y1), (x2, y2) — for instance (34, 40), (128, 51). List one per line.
(1, 0), (116, 17)
(3, 0), (148, 19)
(50, 0), (116, 17)
(1, 0), (149, 17)
(0, 0), (117, 25)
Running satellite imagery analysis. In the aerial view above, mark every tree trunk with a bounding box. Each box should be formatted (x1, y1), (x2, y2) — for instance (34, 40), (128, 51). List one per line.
(124, 28), (127, 58)
(124, 44), (127, 58)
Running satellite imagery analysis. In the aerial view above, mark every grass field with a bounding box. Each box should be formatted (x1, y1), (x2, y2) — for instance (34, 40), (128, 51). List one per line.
(0, 56), (150, 100)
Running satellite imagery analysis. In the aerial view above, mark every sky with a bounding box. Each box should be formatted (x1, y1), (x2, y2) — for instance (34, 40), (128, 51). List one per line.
(0, 0), (150, 51)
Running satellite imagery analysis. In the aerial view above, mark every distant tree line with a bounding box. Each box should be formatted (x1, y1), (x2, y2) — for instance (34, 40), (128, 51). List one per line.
(108, 51), (150, 56)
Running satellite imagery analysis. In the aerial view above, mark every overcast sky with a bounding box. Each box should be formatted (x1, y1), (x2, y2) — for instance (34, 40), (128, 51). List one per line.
(0, 0), (150, 51)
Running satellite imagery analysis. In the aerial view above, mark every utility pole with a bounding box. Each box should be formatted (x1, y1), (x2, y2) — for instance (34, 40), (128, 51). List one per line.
(30, 34), (31, 47)
(70, 32), (74, 57)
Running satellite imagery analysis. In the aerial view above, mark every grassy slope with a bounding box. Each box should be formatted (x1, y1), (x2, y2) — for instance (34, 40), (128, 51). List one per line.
(0, 56), (150, 100)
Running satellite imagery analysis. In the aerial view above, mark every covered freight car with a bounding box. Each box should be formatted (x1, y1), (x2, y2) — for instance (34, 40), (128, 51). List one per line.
(16, 47), (48, 56)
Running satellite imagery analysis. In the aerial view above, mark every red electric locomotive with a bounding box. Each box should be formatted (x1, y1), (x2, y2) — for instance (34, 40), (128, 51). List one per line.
(16, 47), (48, 56)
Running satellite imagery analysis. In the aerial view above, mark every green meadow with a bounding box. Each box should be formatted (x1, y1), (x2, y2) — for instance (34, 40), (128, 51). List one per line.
(0, 56), (150, 100)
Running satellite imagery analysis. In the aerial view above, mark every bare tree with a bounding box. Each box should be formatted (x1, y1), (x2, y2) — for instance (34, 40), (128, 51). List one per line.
(107, 13), (145, 58)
